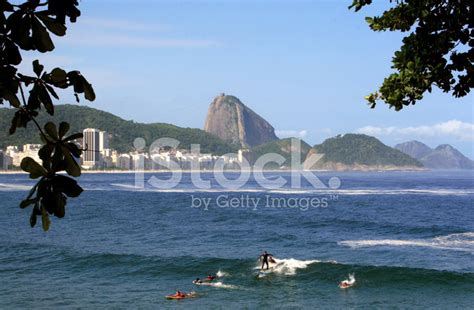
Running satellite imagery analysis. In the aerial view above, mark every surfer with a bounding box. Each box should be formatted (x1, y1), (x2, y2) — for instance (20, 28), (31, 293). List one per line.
(339, 281), (351, 288)
(193, 278), (202, 284)
(339, 274), (356, 289)
(206, 275), (216, 281)
(174, 291), (186, 298)
(259, 251), (274, 270)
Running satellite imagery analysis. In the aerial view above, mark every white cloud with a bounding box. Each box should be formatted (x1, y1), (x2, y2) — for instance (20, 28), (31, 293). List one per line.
(356, 120), (474, 142)
(275, 129), (308, 139)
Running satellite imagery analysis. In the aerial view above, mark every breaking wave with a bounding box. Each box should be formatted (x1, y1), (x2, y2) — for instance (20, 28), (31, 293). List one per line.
(339, 232), (474, 253)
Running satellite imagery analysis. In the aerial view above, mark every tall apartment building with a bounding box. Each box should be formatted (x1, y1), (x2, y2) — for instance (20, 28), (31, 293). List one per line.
(82, 128), (102, 168)
(99, 131), (109, 151)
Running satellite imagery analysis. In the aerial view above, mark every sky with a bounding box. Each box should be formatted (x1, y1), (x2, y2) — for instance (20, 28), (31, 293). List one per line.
(19, 0), (474, 157)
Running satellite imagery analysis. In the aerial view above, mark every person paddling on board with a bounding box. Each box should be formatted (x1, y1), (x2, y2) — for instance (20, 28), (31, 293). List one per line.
(259, 251), (274, 270)
(206, 274), (216, 281)
(175, 290), (186, 298)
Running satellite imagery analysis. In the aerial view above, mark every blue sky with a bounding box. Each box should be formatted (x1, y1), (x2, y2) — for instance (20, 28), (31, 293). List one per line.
(21, 0), (473, 157)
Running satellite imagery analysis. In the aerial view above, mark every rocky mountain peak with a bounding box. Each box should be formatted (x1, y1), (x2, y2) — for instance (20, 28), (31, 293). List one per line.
(203, 94), (278, 148)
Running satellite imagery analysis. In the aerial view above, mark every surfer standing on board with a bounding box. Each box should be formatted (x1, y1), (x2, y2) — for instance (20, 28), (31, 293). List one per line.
(259, 251), (275, 270)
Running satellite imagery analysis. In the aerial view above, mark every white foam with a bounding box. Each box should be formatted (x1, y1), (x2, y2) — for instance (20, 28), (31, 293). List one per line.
(0, 183), (32, 191)
(340, 273), (356, 285)
(105, 184), (473, 196)
(255, 258), (320, 276)
(216, 270), (228, 278)
(194, 281), (237, 289)
(339, 232), (474, 252)
(206, 282), (237, 289)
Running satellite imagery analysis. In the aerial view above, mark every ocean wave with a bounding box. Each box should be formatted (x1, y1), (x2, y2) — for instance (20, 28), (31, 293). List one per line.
(3, 243), (472, 286)
(103, 184), (473, 196)
(5, 182), (469, 196)
(194, 281), (238, 289)
(216, 270), (229, 278)
(339, 232), (474, 253)
(254, 258), (323, 276)
(0, 183), (32, 191)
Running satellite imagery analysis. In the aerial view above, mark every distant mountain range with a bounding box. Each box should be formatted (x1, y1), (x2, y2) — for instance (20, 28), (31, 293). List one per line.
(1, 96), (471, 171)
(305, 134), (423, 170)
(395, 141), (474, 169)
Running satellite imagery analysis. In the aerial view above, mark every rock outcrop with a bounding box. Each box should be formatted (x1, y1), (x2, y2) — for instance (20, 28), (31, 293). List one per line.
(204, 94), (278, 148)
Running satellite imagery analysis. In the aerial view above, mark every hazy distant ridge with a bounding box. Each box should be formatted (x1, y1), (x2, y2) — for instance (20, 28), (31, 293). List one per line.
(395, 141), (474, 169)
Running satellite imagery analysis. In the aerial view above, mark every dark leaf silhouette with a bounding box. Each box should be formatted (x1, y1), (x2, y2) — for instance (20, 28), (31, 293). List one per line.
(1, 0), (95, 230)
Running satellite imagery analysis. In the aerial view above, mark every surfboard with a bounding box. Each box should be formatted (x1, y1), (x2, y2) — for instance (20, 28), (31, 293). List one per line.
(166, 292), (197, 299)
(256, 269), (272, 278)
(193, 281), (213, 286)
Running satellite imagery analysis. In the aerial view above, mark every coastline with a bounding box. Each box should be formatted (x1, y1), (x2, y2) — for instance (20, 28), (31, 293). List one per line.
(0, 167), (428, 175)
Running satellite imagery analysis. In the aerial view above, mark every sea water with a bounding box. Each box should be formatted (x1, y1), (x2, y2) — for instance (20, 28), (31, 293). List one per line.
(0, 171), (473, 309)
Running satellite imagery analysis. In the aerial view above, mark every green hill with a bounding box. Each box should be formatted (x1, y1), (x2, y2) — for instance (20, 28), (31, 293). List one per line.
(308, 134), (422, 169)
(0, 105), (237, 155)
(251, 138), (312, 168)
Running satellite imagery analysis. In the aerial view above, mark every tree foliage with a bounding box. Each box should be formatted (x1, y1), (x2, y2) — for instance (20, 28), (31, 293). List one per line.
(350, 0), (473, 110)
(0, 0), (95, 231)
(313, 134), (423, 167)
(251, 138), (312, 168)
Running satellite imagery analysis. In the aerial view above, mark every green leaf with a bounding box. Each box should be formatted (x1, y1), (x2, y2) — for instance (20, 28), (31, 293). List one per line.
(20, 157), (48, 179)
(30, 208), (37, 228)
(8, 12), (33, 50)
(32, 17), (54, 52)
(47, 68), (68, 88)
(44, 122), (59, 140)
(81, 76), (95, 101)
(1, 89), (21, 108)
(64, 132), (83, 142)
(45, 84), (59, 100)
(39, 144), (54, 161)
(53, 194), (66, 218)
(66, 142), (82, 158)
(61, 146), (81, 177)
(41, 205), (50, 231)
(9, 111), (19, 134)
(54, 175), (83, 197)
(38, 85), (54, 114)
(36, 11), (67, 36)
(58, 122), (70, 139)
(32, 59), (43, 76)
(4, 38), (21, 65)
(20, 198), (37, 209)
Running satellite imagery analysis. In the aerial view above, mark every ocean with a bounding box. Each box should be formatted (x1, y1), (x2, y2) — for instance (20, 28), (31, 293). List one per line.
(0, 171), (473, 309)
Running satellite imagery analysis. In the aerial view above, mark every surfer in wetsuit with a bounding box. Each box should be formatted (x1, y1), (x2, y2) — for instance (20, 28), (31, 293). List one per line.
(260, 251), (274, 270)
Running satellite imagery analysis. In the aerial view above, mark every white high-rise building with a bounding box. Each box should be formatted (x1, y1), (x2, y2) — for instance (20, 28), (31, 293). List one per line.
(99, 131), (109, 151)
(83, 128), (102, 168)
